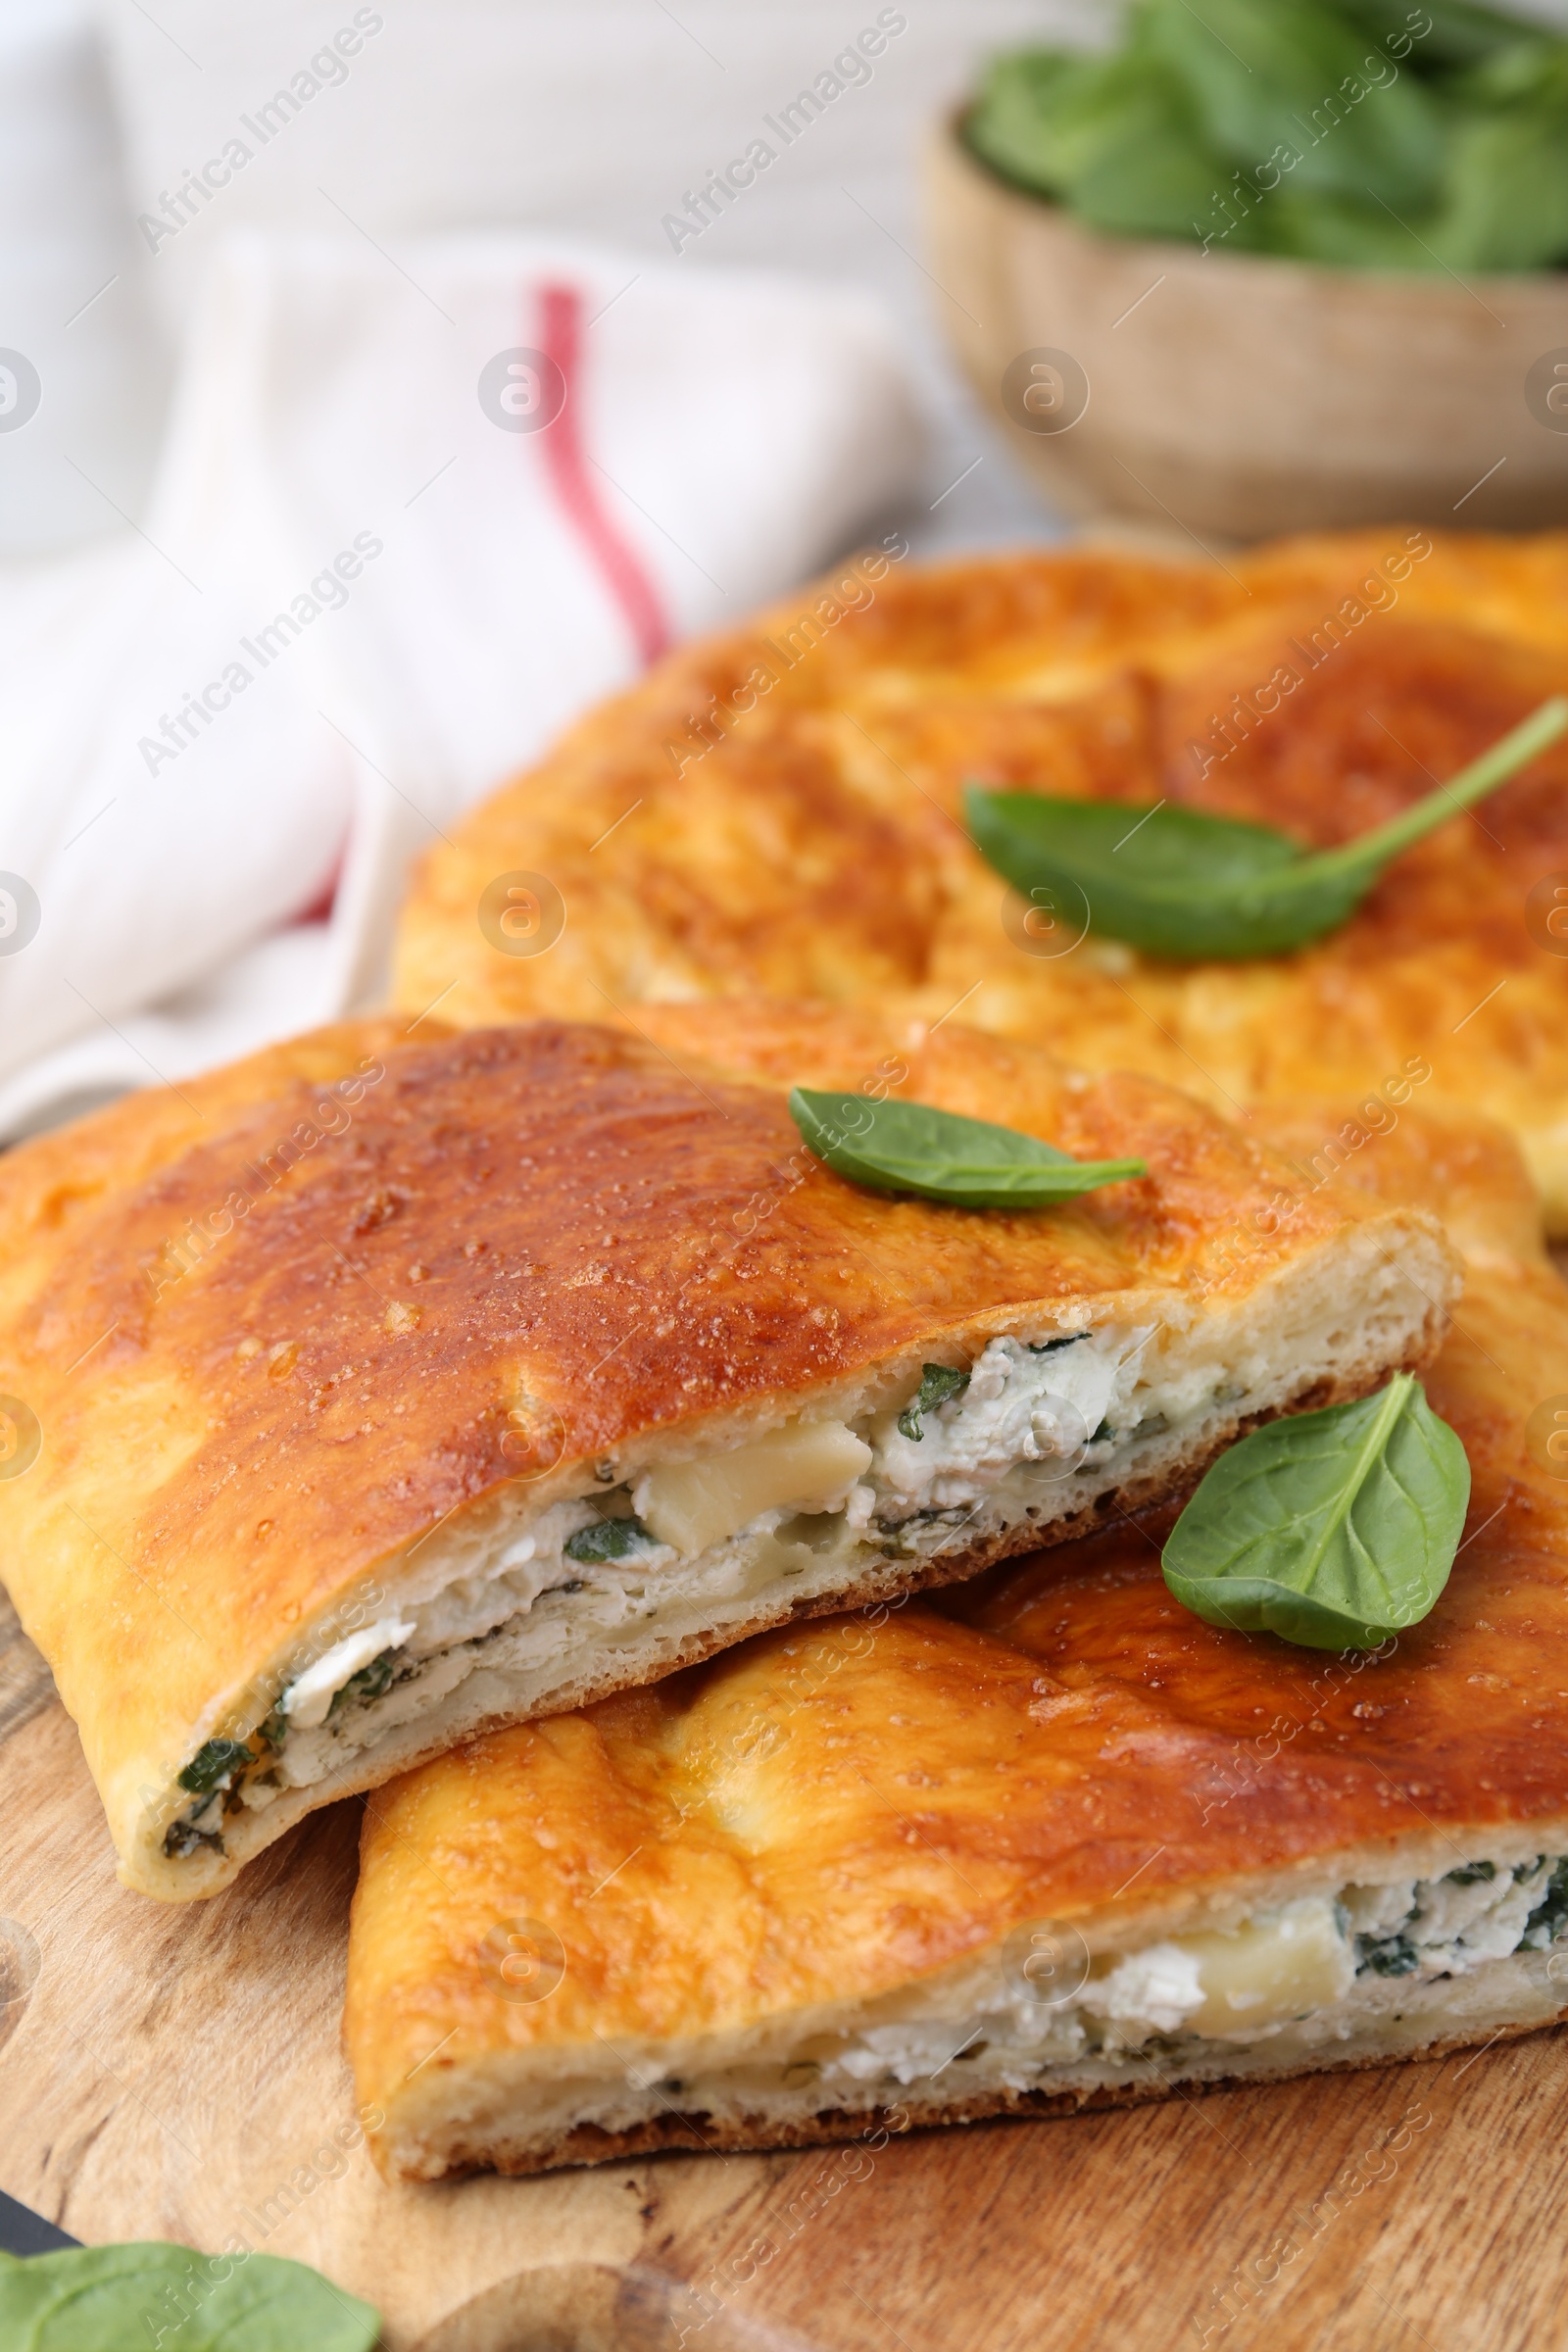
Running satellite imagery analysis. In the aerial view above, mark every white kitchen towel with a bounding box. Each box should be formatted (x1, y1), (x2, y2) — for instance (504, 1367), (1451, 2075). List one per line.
(0, 229), (924, 1137)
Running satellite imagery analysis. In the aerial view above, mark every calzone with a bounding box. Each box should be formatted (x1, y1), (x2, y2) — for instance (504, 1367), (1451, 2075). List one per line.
(0, 1006), (1453, 1897)
(345, 1102), (1568, 2180)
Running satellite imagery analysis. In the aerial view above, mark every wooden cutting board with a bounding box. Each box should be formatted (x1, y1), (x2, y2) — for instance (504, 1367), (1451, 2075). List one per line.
(3, 1583), (1566, 2352)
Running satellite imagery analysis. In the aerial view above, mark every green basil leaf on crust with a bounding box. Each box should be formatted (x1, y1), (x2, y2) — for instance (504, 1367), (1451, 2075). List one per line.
(788, 1090), (1146, 1210)
(1162, 1372), (1471, 1650)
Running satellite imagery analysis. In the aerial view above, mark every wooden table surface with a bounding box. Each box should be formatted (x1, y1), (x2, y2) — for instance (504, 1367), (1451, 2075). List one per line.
(2, 1583), (1565, 2352)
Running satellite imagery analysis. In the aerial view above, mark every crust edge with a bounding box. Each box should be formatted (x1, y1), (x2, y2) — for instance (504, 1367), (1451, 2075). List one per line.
(403, 2007), (1568, 2183)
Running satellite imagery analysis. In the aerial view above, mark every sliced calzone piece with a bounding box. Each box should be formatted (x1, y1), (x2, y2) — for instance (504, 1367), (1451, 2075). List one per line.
(345, 1106), (1568, 2180)
(0, 1008), (1454, 1899)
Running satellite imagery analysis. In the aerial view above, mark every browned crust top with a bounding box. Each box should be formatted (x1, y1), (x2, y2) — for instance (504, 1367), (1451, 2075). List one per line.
(389, 530), (1568, 1206)
(344, 1109), (1568, 2175)
(0, 1005), (1387, 1839)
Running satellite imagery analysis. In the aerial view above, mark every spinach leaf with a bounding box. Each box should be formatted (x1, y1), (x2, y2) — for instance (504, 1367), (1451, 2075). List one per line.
(967, 1), (1568, 271)
(967, 697), (1567, 961)
(1141, 0), (1446, 208)
(1338, 0), (1542, 68)
(1453, 33), (1568, 103)
(1427, 92), (1568, 270)
(967, 51), (1149, 197)
(967, 45), (1250, 242)
(564, 1514), (655, 1563)
(898, 1364), (971, 1441)
(177, 1739), (254, 1796)
(1068, 68), (1244, 242)
(1265, 185), (1440, 266)
(788, 1090), (1146, 1209)
(0, 2243), (379, 2350)
(1162, 1371), (1470, 1649)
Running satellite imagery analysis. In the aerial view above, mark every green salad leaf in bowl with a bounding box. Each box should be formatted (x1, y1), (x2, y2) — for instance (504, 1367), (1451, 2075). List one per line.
(966, 0), (1568, 272)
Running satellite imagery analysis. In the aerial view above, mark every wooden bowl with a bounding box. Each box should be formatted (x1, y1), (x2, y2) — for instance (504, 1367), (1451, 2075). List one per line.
(925, 121), (1568, 540)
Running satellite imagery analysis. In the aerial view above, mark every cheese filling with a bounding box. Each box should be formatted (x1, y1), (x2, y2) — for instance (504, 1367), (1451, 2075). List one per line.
(428, 1855), (1568, 2164)
(282, 1618), (416, 1731)
(159, 1321), (1364, 1857)
(367, 1851), (1568, 2177)
(791, 1858), (1568, 2101)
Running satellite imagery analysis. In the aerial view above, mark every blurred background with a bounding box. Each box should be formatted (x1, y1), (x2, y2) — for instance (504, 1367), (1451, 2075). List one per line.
(3, 0), (1095, 562)
(4, 0), (1568, 1140)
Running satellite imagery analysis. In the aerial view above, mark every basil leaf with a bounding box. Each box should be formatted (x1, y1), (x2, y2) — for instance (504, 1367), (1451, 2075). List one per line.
(177, 1738), (254, 1796)
(1162, 1372), (1471, 1650)
(788, 1090), (1146, 1209)
(898, 1364), (971, 1442)
(564, 1514), (655, 1563)
(967, 698), (1567, 961)
(0, 2243), (379, 2350)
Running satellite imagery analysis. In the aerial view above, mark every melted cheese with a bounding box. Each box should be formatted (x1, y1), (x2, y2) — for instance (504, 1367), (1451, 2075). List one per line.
(636, 1419), (871, 1556)
(1179, 1896), (1355, 2033)
(1080, 1897), (1354, 2040)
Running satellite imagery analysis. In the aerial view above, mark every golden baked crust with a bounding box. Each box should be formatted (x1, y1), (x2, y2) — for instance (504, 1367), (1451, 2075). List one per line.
(0, 1006), (1447, 1898)
(392, 528), (1568, 1226)
(345, 1102), (1568, 2180)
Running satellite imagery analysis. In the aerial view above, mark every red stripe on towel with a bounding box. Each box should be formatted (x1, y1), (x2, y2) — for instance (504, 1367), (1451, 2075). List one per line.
(535, 281), (671, 666)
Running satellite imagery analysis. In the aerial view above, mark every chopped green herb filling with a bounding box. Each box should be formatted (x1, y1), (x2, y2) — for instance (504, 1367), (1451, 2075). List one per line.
(1446, 1860), (1496, 1886)
(177, 1737), (255, 1796)
(1028, 1335), (1083, 1354)
(898, 1364), (970, 1442)
(164, 1817), (225, 1861)
(564, 1514), (656, 1564)
(328, 1649), (399, 1717)
(1525, 1857), (1568, 1949)
(1357, 1933), (1420, 1977)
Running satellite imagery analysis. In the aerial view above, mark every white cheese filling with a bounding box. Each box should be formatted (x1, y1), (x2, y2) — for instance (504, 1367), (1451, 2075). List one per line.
(389, 1854), (1568, 2170)
(281, 1616), (416, 1730)
(218, 1328), (1169, 1811)
(869, 1332), (1149, 1512)
(172, 1307), (1398, 1846)
(807, 1858), (1568, 2097)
